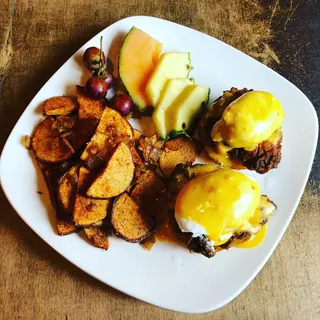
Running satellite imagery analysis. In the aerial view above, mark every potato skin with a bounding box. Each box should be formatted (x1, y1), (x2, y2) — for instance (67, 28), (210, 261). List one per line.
(86, 142), (134, 199)
(80, 107), (133, 168)
(40, 162), (79, 236)
(84, 227), (109, 250)
(71, 86), (105, 150)
(159, 136), (199, 178)
(31, 117), (75, 164)
(57, 219), (78, 236)
(130, 170), (168, 225)
(43, 96), (78, 116)
(58, 166), (78, 213)
(73, 193), (109, 226)
(111, 193), (154, 243)
(129, 146), (146, 182)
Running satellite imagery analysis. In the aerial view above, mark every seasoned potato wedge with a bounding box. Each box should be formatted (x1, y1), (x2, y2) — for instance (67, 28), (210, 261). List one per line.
(96, 106), (133, 137)
(78, 166), (97, 191)
(111, 193), (154, 243)
(43, 96), (77, 116)
(84, 227), (109, 250)
(73, 193), (109, 226)
(38, 159), (74, 179)
(58, 166), (78, 212)
(131, 170), (168, 224)
(130, 146), (146, 180)
(55, 115), (76, 133)
(38, 138), (74, 164)
(43, 167), (78, 235)
(81, 107), (133, 165)
(80, 132), (111, 169)
(43, 167), (64, 210)
(159, 137), (199, 178)
(31, 117), (74, 163)
(87, 142), (134, 199)
(71, 86), (105, 149)
(57, 219), (78, 236)
(34, 117), (60, 138)
(72, 119), (99, 150)
(77, 86), (105, 119)
(131, 170), (165, 201)
(72, 165), (108, 226)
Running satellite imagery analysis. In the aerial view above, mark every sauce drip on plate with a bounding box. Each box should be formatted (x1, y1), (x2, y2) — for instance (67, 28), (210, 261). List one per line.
(155, 219), (178, 243)
(234, 224), (267, 249)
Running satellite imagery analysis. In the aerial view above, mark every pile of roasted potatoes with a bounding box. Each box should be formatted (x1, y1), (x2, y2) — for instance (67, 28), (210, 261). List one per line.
(28, 86), (199, 251)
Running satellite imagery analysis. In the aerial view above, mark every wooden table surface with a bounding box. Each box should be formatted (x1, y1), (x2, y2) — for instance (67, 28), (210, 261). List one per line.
(1, 1), (319, 319)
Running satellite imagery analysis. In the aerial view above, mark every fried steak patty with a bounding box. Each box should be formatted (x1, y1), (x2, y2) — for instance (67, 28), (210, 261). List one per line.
(230, 137), (282, 174)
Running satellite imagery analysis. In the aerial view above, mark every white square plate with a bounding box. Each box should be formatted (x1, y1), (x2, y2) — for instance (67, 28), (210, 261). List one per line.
(0, 16), (318, 313)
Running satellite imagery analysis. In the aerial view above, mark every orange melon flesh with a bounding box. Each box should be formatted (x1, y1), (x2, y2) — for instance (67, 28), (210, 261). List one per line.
(119, 27), (163, 110)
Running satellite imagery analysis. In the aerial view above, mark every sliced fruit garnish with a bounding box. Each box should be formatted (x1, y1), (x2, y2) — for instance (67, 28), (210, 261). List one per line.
(146, 52), (192, 107)
(119, 27), (162, 111)
(152, 78), (194, 139)
(166, 84), (210, 136)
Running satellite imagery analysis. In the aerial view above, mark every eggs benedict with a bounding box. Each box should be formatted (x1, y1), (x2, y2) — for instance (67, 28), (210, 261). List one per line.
(170, 165), (276, 258)
(199, 88), (285, 173)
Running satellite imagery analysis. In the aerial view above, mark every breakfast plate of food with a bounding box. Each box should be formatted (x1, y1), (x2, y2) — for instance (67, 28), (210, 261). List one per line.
(0, 16), (318, 313)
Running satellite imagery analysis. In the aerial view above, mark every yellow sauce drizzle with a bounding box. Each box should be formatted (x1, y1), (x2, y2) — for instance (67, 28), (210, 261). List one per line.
(234, 224), (267, 249)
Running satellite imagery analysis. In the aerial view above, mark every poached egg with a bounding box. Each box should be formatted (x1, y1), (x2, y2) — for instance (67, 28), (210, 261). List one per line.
(174, 168), (276, 247)
(211, 91), (285, 151)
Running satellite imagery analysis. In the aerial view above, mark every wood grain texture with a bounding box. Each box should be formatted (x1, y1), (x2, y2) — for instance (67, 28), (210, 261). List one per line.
(0, 0), (319, 319)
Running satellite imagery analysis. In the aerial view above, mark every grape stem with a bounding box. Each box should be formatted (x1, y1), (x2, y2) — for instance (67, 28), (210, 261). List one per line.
(99, 36), (103, 68)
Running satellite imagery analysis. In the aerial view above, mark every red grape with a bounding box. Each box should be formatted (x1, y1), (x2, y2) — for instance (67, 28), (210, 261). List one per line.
(85, 76), (107, 100)
(110, 93), (134, 116)
(93, 70), (114, 89)
(83, 47), (106, 72)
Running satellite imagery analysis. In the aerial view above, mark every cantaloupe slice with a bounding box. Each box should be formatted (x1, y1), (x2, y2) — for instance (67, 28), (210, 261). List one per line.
(119, 27), (162, 111)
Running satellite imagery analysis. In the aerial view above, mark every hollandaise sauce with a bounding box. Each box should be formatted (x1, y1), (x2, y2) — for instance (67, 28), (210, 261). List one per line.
(234, 224), (267, 248)
(204, 143), (243, 169)
(175, 169), (261, 246)
(211, 91), (285, 150)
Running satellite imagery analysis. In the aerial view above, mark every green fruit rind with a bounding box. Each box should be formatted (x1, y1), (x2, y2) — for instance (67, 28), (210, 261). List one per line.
(165, 85), (210, 138)
(119, 27), (140, 106)
(152, 78), (195, 139)
(119, 27), (162, 111)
